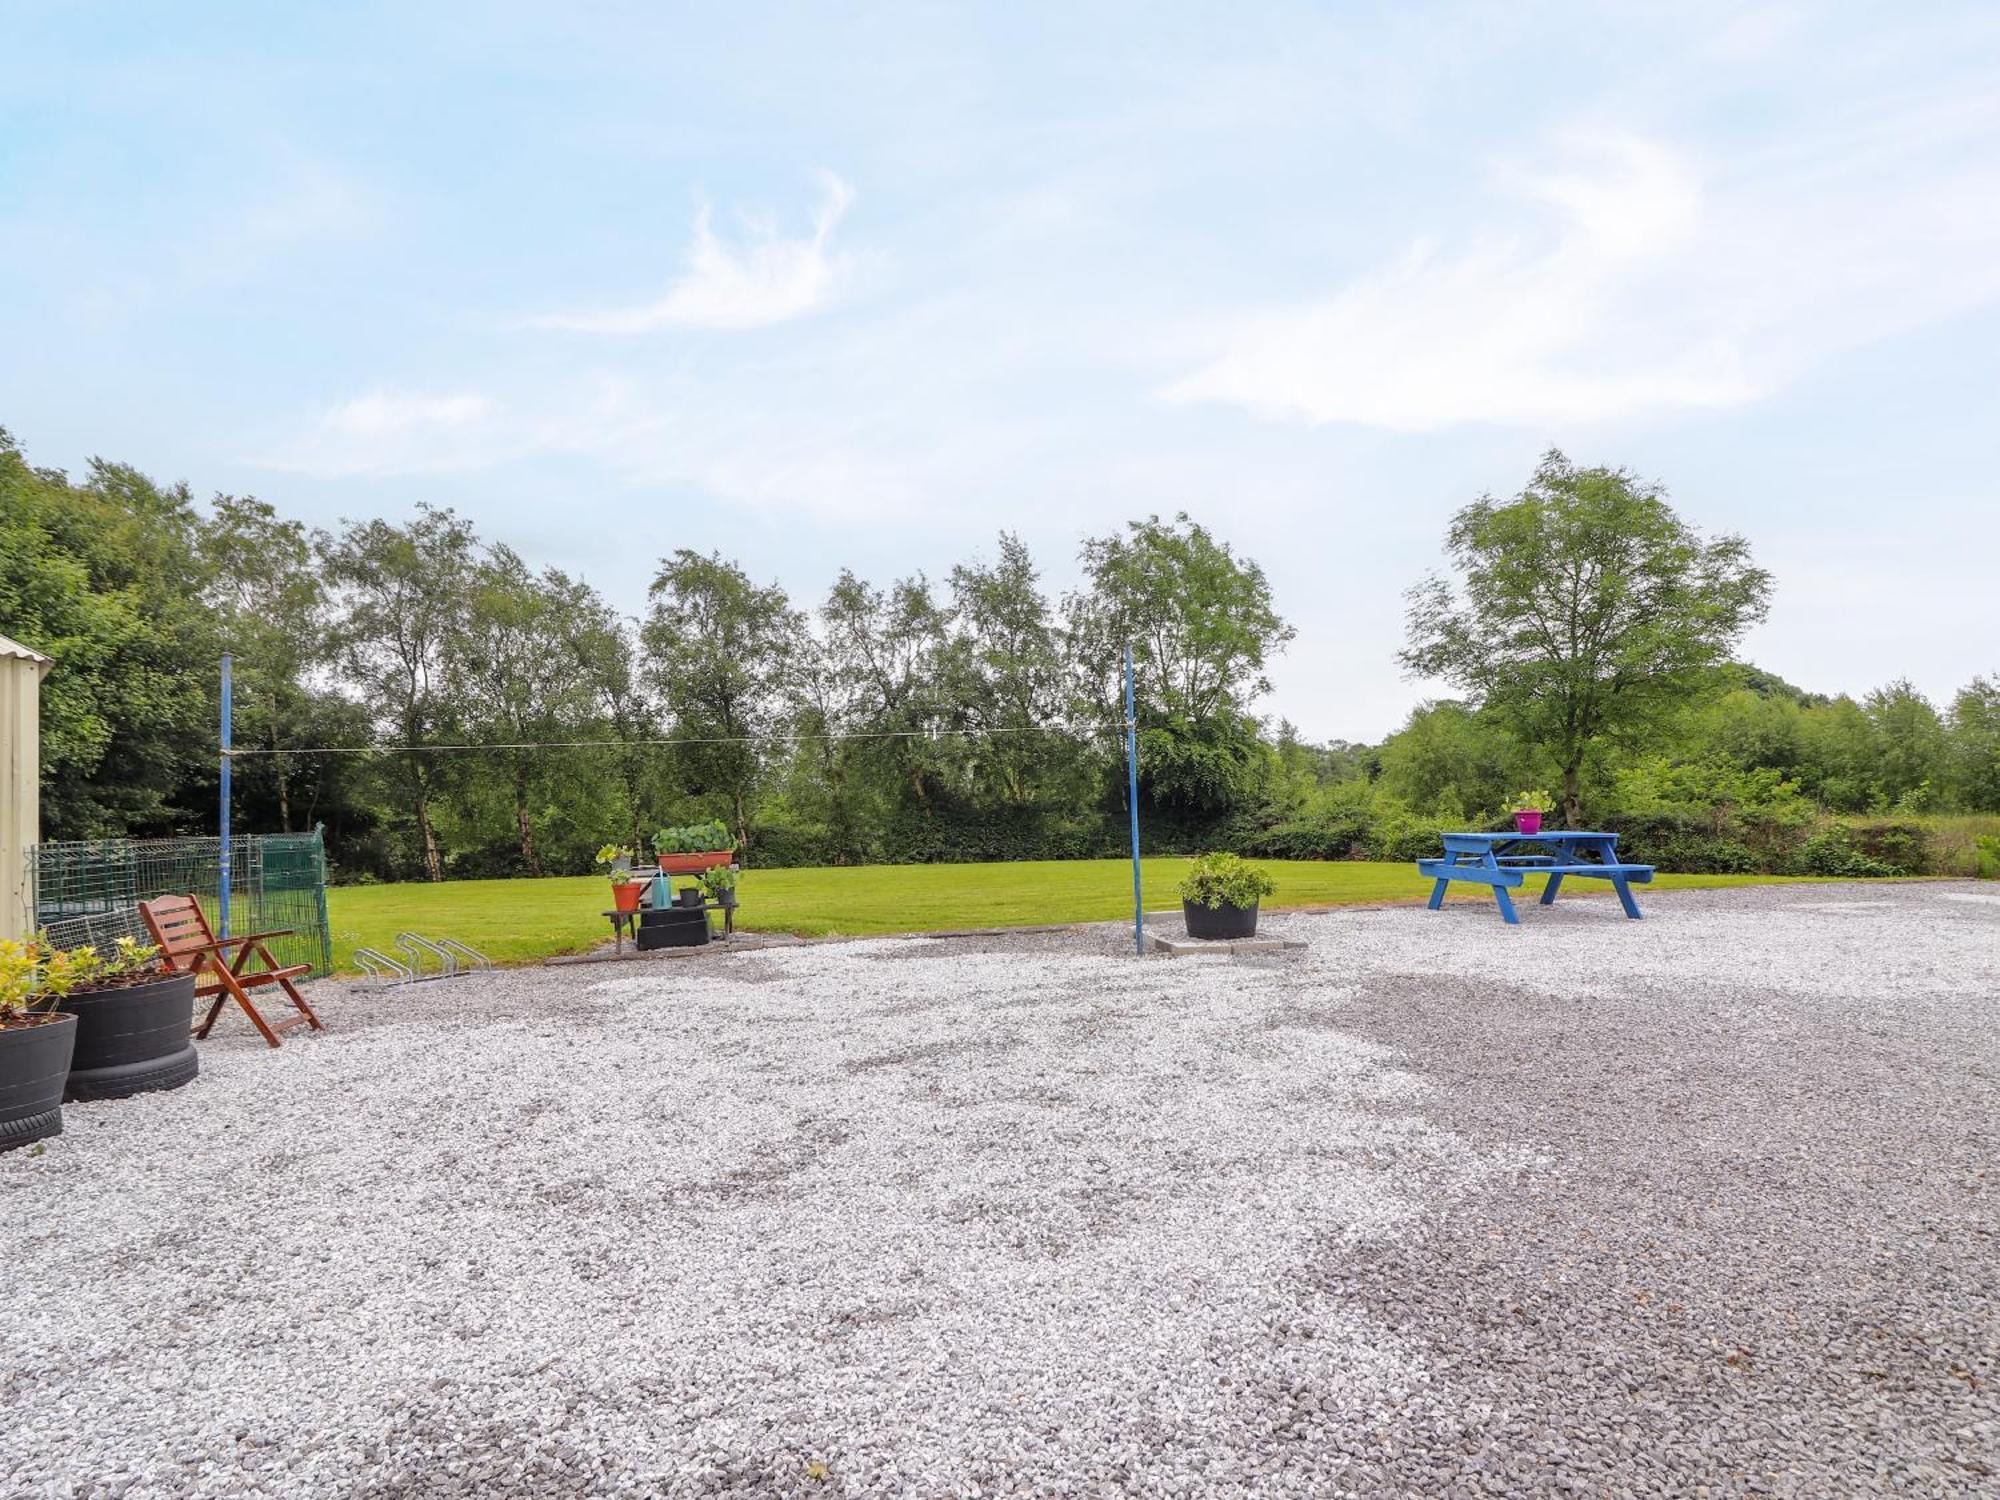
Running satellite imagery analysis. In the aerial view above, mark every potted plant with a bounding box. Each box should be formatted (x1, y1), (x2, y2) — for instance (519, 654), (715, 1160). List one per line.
(1179, 852), (1277, 941)
(700, 864), (739, 912)
(1511, 790), (1553, 835)
(651, 819), (737, 877)
(598, 844), (644, 913)
(1, 937), (79, 1151)
(48, 935), (199, 1102)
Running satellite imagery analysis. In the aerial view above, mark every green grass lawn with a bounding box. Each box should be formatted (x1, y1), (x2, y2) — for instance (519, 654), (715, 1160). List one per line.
(324, 859), (1833, 972)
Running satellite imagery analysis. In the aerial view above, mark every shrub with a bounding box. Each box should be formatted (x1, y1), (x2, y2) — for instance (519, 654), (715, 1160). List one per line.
(1977, 836), (2000, 880)
(1178, 852), (1277, 910)
(1367, 811), (1468, 864)
(1842, 821), (1931, 876)
(1600, 812), (1762, 874)
(1238, 813), (1372, 862)
(1791, 827), (1895, 878)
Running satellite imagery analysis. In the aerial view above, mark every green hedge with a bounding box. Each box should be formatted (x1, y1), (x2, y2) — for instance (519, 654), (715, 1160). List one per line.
(735, 808), (1944, 876)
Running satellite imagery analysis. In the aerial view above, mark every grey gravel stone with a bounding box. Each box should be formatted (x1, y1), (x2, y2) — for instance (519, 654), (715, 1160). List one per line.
(1, 880), (1993, 1497)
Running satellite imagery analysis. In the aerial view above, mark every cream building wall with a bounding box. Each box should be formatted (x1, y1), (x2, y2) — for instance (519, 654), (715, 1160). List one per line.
(1, 634), (53, 943)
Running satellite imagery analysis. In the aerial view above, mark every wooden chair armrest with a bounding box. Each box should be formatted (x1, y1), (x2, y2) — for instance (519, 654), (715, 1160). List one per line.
(167, 939), (237, 957)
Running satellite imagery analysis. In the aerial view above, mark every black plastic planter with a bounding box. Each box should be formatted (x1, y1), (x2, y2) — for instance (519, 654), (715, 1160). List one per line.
(1, 1013), (78, 1151)
(638, 907), (711, 950)
(63, 972), (199, 1102)
(1182, 899), (1260, 941)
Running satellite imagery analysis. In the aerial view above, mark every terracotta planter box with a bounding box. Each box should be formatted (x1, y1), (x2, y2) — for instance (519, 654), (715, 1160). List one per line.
(655, 851), (735, 877)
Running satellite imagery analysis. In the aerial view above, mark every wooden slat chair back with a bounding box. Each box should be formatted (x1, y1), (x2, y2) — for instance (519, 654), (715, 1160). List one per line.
(139, 894), (324, 1049)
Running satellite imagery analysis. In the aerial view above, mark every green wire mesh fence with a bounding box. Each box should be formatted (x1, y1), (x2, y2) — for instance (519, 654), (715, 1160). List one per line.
(29, 828), (333, 979)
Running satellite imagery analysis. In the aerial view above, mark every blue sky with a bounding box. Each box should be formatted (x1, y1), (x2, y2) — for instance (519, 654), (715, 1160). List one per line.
(3, 1), (1996, 740)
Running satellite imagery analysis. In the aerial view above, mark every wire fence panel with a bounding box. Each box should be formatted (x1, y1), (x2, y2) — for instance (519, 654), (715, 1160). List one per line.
(29, 828), (333, 979)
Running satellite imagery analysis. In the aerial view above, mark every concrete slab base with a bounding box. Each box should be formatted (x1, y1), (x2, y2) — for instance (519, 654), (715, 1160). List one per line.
(1149, 932), (1308, 958)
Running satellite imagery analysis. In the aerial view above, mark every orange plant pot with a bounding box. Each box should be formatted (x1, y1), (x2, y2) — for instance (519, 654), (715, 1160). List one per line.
(612, 880), (644, 913)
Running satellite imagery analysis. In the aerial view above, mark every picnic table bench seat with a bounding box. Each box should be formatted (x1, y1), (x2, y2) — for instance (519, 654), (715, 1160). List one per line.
(1418, 831), (1654, 925)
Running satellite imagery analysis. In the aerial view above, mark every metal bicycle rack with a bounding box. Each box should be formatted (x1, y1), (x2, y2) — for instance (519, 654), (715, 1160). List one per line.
(351, 932), (493, 987)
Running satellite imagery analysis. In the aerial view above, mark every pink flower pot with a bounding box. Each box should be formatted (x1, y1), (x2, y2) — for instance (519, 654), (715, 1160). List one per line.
(1513, 810), (1543, 834)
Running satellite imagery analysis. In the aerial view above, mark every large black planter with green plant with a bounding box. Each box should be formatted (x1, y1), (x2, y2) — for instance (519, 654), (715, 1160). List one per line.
(1178, 851), (1277, 942)
(1182, 899), (1260, 940)
(1, 1013), (78, 1151)
(63, 971), (199, 1102)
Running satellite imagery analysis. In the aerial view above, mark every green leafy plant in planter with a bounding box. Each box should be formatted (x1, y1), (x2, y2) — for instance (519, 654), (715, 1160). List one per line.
(652, 820), (734, 855)
(598, 843), (643, 911)
(26, 934), (200, 1104)
(699, 864), (739, 909)
(652, 819), (738, 877)
(1178, 852), (1277, 940)
(1, 936), (77, 1149)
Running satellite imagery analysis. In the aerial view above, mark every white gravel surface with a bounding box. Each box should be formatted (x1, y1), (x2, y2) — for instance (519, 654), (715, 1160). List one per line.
(3, 880), (1995, 1498)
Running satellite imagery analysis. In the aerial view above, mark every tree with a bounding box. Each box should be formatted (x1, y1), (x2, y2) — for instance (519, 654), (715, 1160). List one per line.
(321, 506), (477, 880)
(819, 569), (953, 814)
(1375, 700), (1534, 820)
(939, 533), (1085, 810)
(458, 546), (626, 875)
(201, 495), (331, 832)
(1401, 451), (1772, 827)
(643, 551), (800, 848)
(1864, 679), (1946, 809)
(0, 436), (216, 836)
(1945, 677), (2000, 812)
(1068, 513), (1294, 818)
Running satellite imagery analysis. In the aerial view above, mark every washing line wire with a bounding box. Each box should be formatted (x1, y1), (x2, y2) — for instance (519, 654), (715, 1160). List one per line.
(221, 721), (1125, 758)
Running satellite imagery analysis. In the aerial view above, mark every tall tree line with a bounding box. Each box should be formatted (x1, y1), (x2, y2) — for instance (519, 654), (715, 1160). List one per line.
(5, 429), (1995, 883)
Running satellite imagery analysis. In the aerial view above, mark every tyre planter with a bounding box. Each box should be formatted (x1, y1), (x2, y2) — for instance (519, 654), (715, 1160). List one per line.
(637, 907), (710, 950)
(62, 972), (199, 1103)
(1, 1013), (78, 1151)
(1182, 899), (1260, 941)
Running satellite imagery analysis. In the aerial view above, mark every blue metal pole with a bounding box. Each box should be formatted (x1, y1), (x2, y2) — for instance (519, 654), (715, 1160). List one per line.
(219, 653), (232, 939)
(1125, 645), (1142, 956)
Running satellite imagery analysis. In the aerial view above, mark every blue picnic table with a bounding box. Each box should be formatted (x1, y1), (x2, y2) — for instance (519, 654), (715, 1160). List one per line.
(1418, 831), (1655, 925)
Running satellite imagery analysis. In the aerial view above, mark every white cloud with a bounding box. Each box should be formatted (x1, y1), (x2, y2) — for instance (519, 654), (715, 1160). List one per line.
(532, 171), (855, 332)
(1168, 106), (2000, 431)
(1164, 136), (1761, 431)
(261, 388), (499, 476)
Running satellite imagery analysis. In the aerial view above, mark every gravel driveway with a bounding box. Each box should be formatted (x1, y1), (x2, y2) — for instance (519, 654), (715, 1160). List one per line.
(3, 882), (1994, 1498)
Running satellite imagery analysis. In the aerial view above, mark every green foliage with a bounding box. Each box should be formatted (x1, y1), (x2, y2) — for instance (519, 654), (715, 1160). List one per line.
(1402, 450), (1772, 823)
(1791, 827), (1896, 879)
(1512, 788), (1553, 813)
(645, 550), (800, 848)
(4, 426), (1990, 891)
(0, 932), (161, 1016)
(699, 864), (739, 896)
(1976, 836), (2000, 880)
(1177, 852), (1278, 910)
(652, 819), (734, 855)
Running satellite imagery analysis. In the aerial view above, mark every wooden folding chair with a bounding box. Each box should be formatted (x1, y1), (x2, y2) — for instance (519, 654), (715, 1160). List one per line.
(140, 894), (325, 1049)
